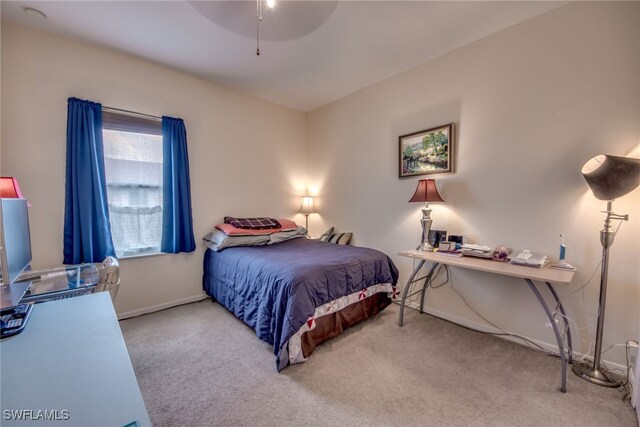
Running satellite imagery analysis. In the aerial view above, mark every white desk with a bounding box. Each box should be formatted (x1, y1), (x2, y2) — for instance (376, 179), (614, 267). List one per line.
(398, 250), (575, 392)
(0, 292), (151, 426)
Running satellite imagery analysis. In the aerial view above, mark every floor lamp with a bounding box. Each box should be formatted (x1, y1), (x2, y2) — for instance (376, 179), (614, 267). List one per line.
(572, 154), (640, 387)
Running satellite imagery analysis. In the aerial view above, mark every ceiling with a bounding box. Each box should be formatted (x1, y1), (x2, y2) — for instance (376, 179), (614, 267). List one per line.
(1, 1), (566, 112)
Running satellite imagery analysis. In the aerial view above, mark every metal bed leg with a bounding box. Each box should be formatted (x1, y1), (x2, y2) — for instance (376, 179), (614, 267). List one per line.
(419, 263), (440, 314)
(545, 282), (573, 364)
(525, 279), (568, 393)
(398, 260), (426, 327)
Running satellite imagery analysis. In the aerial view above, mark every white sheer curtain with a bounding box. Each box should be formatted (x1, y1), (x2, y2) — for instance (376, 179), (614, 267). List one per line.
(103, 129), (163, 257)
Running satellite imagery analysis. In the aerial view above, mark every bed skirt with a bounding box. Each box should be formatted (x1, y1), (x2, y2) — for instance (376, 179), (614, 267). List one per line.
(287, 283), (397, 365)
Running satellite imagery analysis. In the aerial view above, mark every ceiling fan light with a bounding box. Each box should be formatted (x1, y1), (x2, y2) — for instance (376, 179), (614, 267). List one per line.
(266, 0), (276, 8)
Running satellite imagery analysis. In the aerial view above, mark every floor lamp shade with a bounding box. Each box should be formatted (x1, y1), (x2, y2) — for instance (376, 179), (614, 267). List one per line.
(582, 155), (640, 200)
(409, 179), (444, 251)
(572, 154), (640, 387)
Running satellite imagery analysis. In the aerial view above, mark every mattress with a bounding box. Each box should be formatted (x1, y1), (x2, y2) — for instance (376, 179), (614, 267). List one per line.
(202, 237), (399, 370)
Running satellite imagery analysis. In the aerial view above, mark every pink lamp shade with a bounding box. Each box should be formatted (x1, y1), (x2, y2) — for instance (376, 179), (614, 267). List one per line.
(408, 179), (445, 203)
(0, 177), (31, 206)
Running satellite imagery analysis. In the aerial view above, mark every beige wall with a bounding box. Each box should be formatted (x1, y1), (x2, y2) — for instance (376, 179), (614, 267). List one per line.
(1, 3), (638, 367)
(1, 23), (308, 316)
(307, 2), (639, 366)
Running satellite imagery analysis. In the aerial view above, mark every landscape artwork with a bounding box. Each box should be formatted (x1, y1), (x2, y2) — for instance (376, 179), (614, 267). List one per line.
(399, 123), (454, 178)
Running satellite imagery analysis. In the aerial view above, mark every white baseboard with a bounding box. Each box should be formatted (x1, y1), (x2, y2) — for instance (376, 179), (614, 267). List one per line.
(398, 301), (627, 372)
(117, 293), (209, 320)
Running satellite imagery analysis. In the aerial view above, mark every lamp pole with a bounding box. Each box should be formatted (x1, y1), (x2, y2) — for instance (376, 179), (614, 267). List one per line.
(572, 200), (628, 387)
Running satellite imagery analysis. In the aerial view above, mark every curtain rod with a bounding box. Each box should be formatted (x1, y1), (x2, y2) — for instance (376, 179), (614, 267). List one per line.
(102, 106), (162, 122)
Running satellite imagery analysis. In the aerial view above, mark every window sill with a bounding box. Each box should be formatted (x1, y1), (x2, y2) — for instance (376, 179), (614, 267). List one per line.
(117, 251), (167, 261)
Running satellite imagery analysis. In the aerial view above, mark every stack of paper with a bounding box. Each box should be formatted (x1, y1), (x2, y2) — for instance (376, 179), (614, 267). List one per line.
(438, 249), (463, 257)
(461, 244), (494, 259)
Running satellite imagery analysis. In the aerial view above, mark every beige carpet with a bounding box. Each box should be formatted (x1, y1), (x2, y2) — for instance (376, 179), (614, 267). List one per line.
(120, 300), (637, 427)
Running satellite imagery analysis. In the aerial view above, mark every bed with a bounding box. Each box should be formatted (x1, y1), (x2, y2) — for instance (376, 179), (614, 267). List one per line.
(203, 237), (399, 370)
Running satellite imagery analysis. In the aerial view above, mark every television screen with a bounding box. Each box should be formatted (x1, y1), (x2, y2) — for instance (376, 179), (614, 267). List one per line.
(0, 198), (32, 285)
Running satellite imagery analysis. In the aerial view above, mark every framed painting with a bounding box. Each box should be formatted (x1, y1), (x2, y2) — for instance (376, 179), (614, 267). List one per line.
(399, 123), (454, 178)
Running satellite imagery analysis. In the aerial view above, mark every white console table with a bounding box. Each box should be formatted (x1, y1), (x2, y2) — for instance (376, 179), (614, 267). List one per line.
(398, 250), (576, 392)
(0, 292), (151, 426)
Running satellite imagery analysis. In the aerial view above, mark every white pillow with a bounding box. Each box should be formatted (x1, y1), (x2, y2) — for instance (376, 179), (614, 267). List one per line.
(203, 230), (270, 251)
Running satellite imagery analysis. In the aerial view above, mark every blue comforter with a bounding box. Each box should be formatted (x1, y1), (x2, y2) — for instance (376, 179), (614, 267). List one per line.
(203, 237), (399, 370)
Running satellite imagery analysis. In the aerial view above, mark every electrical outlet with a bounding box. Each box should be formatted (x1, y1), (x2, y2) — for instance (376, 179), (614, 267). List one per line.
(544, 312), (561, 329)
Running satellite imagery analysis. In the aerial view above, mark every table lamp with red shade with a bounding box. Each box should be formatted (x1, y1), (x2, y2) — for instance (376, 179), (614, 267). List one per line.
(408, 179), (444, 251)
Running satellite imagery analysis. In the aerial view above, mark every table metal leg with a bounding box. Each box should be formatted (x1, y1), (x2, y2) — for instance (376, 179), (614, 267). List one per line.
(525, 279), (567, 393)
(399, 260), (426, 327)
(419, 263), (440, 314)
(545, 282), (573, 364)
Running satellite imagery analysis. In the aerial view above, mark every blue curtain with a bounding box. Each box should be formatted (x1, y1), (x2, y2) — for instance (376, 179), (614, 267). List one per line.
(161, 116), (196, 253)
(63, 97), (116, 264)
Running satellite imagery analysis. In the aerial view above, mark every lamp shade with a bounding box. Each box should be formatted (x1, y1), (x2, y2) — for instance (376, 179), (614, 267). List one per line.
(408, 179), (444, 203)
(582, 155), (640, 201)
(300, 196), (315, 214)
(0, 176), (31, 207)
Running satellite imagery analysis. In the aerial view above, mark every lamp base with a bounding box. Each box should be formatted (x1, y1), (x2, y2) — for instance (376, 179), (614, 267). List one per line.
(416, 242), (434, 251)
(572, 362), (621, 388)
(417, 207), (434, 252)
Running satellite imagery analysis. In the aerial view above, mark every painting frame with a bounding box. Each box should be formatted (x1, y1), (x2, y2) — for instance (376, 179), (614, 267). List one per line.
(399, 123), (454, 178)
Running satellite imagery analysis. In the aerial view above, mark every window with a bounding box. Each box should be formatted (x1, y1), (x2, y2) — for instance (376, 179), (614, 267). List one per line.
(102, 110), (163, 257)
